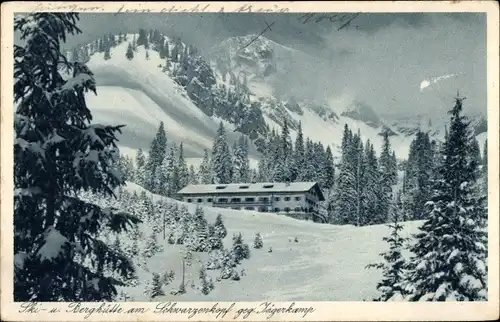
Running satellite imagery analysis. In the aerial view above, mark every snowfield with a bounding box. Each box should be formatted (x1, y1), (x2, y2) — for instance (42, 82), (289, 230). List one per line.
(117, 182), (422, 301)
(85, 36), (246, 160)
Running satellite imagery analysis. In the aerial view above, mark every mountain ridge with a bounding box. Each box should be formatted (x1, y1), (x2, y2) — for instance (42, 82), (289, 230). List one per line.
(75, 32), (487, 163)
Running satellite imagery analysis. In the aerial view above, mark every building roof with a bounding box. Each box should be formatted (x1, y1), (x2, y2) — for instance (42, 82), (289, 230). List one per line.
(177, 182), (325, 201)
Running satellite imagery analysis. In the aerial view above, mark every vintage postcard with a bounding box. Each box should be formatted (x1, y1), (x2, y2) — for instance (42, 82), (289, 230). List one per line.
(1, 1), (499, 321)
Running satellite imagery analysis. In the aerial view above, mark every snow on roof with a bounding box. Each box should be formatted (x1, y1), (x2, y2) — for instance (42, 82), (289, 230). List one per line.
(178, 182), (324, 199)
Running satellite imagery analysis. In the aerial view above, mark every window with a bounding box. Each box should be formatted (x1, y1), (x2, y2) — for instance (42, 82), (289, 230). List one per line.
(207, 198), (213, 202)
(232, 207), (241, 210)
(231, 198), (241, 203)
(284, 197), (291, 201)
(284, 207), (291, 212)
(274, 197), (280, 201)
(187, 198), (192, 203)
(294, 207), (301, 212)
(218, 198), (228, 203)
(216, 185), (226, 190)
(259, 207), (268, 213)
(197, 198), (203, 203)
(245, 207), (254, 211)
(245, 197), (255, 202)
(274, 208), (280, 212)
(239, 185), (249, 189)
(295, 196), (301, 201)
(263, 184), (274, 188)
(259, 197), (269, 203)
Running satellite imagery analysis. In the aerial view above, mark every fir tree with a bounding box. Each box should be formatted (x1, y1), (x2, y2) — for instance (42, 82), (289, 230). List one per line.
(149, 273), (165, 298)
(404, 95), (488, 301)
(253, 232), (263, 249)
(212, 122), (233, 184)
(198, 149), (213, 184)
(132, 34), (137, 51)
(232, 233), (250, 263)
(292, 121), (305, 181)
(333, 125), (357, 225)
(403, 130), (434, 220)
(377, 131), (395, 224)
(135, 148), (146, 186)
(136, 28), (148, 48)
(232, 135), (250, 183)
(158, 145), (178, 197)
(366, 202), (409, 301)
(214, 214), (227, 239)
(164, 40), (169, 58)
(145, 122), (167, 192)
(177, 143), (189, 190)
(13, 13), (140, 301)
(276, 119), (293, 182)
(188, 165), (198, 185)
(192, 206), (209, 252)
(126, 43), (134, 60)
(324, 146), (335, 189)
(362, 140), (380, 225)
(199, 266), (212, 295)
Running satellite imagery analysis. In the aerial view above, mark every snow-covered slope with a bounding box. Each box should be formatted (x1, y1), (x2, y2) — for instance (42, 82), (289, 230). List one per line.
(85, 35), (245, 160)
(118, 182), (422, 301)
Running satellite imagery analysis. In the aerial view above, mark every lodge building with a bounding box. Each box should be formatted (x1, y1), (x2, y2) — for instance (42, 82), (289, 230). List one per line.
(177, 182), (325, 216)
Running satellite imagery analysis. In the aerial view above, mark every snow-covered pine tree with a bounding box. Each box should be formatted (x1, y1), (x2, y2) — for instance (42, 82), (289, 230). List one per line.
(132, 34), (137, 51)
(214, 214), (227, 239)
(366, 201), (409, 301)
(188, 165), (198, 185)
(376, 131), (395, 224)
(192, 206), (209, 252)
(324, 146), (335, 190)
(199, 265), (214, 295)
(278, 119), (294, 182)
(380, 130), (398, 186)
(292, 121), (305, 181)
(301, 139), (317, 182)
(212, 122), (233, 184)
(403, 131), (434, 220)
(177, 142), (189, 190)
(404, 95), (488, 301)
(352, 131), (365, 226)
(361, 140), (380, 225)
(135, 148), (146, 186)
(104, 45), (111, 60)
(232, 135), (251, 183)
(149, 273), (165, 299)
(232, 233), (250, 263)
(145, 122), (167, 192)
(207, 224), (223, 250)
(13, 13), (140, 301)
(126, 43), (134, 60)
(137, 28), (148, 48)
(198, 149), (213, 184)
(253, 232), (263, 249)
(332, 125), (357, 225)
(163, 39), (170, 58)
(158, 144), (179, 197)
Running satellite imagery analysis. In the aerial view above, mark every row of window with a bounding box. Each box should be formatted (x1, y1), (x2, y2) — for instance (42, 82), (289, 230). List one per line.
(185, 196), (303, 203)
(227, 206), (314, 213)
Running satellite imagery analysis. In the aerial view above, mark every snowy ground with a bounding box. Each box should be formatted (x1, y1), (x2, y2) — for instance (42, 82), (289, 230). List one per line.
(118, 182), (422, 301)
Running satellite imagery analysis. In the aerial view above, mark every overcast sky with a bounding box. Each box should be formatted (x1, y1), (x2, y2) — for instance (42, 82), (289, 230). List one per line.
(64, 12), (487, 118)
